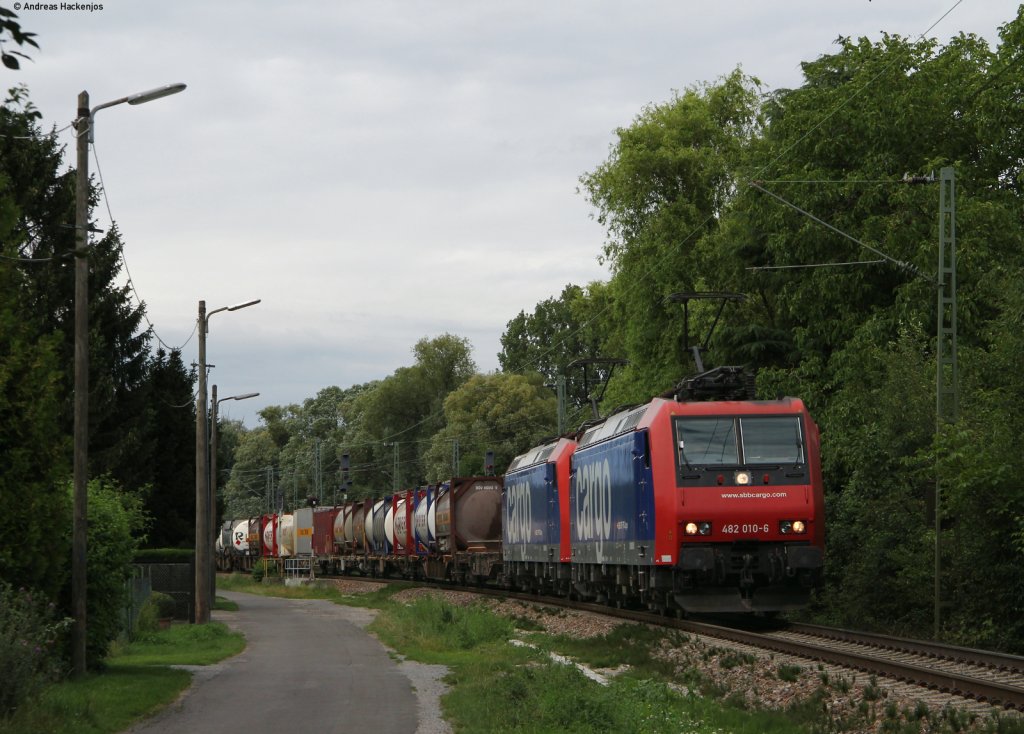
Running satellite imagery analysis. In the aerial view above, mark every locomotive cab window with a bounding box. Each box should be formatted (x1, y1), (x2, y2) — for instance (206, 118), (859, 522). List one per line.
(674, 415), (805, 474)
(739, 416), (804, 465)
(675, 417), (738, 466)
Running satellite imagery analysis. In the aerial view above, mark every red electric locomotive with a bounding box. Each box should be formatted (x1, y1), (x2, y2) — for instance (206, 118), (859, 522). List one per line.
(503, 368), (824, 614)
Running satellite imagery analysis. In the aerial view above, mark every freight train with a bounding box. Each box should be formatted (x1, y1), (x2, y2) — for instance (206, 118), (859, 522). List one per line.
(216, 389), (824, 615)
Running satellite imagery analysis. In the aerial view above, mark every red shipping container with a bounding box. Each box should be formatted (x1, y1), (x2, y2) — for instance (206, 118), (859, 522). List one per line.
(313, 507), (340, 557)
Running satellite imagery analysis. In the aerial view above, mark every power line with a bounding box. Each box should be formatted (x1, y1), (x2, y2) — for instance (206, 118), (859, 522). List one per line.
(747, 259), (884, 271)
(90, 135), (196, 353)
(748, 181), (933, 282)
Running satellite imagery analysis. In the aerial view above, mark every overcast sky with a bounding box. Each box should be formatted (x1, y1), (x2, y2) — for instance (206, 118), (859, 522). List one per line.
(8, 0), (1014, 426)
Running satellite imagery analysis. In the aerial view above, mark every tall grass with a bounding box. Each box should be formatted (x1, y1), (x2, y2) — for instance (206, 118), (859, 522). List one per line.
(367, 594), (827, 733)
(370, 595), (514, 659)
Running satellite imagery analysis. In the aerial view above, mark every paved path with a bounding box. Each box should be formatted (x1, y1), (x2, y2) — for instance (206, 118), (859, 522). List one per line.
(127, 590), (446, 734)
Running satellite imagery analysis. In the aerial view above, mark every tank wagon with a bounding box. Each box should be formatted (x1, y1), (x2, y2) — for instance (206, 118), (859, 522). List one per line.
(218, 476), (504, 580)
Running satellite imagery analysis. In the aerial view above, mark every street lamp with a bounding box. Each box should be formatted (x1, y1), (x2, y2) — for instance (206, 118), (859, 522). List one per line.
(71, 82), (186, 677)
(208, 387), (258, 602)
(195, 299), (260, 624)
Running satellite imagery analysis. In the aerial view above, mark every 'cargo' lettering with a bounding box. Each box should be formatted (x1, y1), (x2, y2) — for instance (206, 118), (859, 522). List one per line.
(575, 458), (612, 555)
(506, 480), (533, 544)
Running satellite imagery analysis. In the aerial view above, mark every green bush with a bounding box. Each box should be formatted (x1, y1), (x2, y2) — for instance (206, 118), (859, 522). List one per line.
(0, 581), (69, 717)
(135, 597), (159, 634)
(149, 592), (177, 619)
(251, 559), (278, 583)
(63, 478), (149, 668)
(135, 592), (177, 635)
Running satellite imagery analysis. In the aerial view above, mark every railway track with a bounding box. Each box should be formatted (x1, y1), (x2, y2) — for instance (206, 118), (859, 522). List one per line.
(424, 582), (1024, 711)
(292, 573), (1024, 712)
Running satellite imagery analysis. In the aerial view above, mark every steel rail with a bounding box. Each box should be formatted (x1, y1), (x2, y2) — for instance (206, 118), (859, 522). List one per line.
(666, 619), (1024, 710)
(784, 623), (1024, 674)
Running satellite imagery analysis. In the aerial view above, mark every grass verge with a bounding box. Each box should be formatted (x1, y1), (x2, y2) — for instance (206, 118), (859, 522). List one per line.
(0, 666), (190, 734)
(217, 571), (406, 609)
(0, 620), (245, 734)
(368, 595), (820, 733)
(110, 620), (245, 666)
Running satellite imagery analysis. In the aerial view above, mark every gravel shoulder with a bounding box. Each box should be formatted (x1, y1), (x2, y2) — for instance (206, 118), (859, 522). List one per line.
(327, 580), (452, 734)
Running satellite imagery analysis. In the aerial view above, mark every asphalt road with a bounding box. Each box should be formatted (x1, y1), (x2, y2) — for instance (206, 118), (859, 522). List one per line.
(126, 590), (430, 734)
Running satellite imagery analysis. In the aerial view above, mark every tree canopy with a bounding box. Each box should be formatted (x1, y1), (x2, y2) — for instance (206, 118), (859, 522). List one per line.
(569, 13), (1024, 649)
(219, 12), (1024, 652)
(1, 83), (197, 673)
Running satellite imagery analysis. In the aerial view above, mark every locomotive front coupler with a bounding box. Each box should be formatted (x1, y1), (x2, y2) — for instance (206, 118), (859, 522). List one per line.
(739, 553), (755, 589)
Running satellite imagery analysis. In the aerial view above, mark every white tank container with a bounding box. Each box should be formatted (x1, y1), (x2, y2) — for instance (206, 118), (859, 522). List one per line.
(385, 502), (396, 549)
(333, 507), (346, 545)
(232, 519), (249, 553)
(371, 499), (388, 552)
(414, 493), (431, 550)
(344, 504), (354, 545)
(393, 497), (408, 553)
(278, 514), (295, 556)
(262, 516), (277, 556)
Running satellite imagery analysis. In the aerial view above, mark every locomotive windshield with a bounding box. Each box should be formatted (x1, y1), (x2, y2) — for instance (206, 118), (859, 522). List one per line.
(675, 415), (805, 468)
(740, 416), (805, 464)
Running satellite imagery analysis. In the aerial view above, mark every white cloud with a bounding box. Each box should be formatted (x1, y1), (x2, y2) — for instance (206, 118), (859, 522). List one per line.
(10, 0), (1013, 424)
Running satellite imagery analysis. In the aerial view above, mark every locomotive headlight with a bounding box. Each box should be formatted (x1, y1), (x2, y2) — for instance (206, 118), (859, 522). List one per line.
(780, 519), (808, 535)
(792, 520), (806, 534)
(735, 471), (752, 485)
(698, 521), (712, 536)
(780, 520), (792, 534)
(685, 522), (699, 536)
(684, 521), (712, 536)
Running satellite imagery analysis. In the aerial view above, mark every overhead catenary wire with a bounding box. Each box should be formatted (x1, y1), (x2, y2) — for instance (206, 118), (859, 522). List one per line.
(0, 121), (75, 141)
(0, 250), (75, 263)
(228, 1), (973, 490)
(224, 405), (559, 489)
(747, 181), (933, 282)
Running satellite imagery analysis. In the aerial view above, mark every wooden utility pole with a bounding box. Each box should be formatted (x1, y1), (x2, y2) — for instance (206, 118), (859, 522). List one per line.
(195, 300), (210, 624)
(72, 90), (90, 678)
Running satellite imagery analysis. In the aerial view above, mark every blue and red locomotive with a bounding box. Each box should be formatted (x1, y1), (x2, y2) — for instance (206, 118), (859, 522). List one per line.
(503, 394), (823, 614)
(219, 388), (823, 615)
